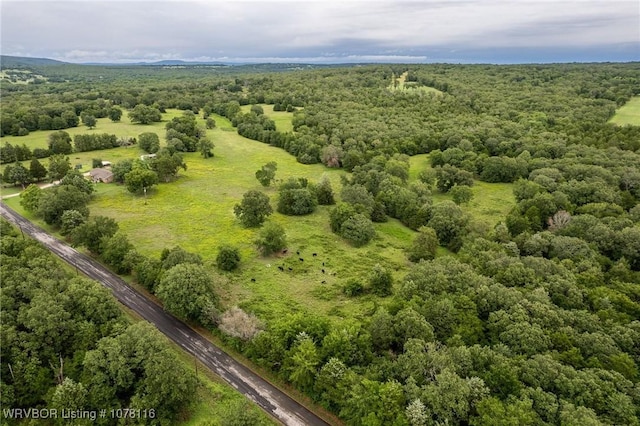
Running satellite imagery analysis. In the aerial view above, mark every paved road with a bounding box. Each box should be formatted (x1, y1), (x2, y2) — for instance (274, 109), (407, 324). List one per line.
(0, 203), (330, 426)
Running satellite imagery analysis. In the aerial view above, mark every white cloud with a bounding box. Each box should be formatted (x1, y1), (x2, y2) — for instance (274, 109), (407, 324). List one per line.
(1, 0), (637, 63)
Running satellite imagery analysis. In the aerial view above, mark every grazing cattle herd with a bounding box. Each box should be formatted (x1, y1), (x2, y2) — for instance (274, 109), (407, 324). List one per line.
(250, 248), (333, 284)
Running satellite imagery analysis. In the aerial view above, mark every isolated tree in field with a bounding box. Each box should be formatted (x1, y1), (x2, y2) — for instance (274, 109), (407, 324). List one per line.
(124, 167), (158, 194)
(47, 154), (71, 181)
(128, 104), (162, 124)
(138, 132), (160, 154)
(29, 158), (47, 182)
(48, 131), (72, 155)
(234, 190), (273, 227)
(19, 184), (42, 213)
(81, 113), (97, 129)
(255, 222), (287, 255)
(255, 161), (277, 187)
(156, 263), (216, 321)
(198, 137), (215, 158)
(407, 226), (439, 262)
(108, 107), (122, 122)
(205, 117), (216, 129)
(451, 185), (474, 205)
(369, 264), (393, 296)
(216, 245), (241, 271)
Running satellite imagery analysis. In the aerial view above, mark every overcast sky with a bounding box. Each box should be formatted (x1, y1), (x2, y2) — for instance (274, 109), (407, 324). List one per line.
(1, 0), (638, 63)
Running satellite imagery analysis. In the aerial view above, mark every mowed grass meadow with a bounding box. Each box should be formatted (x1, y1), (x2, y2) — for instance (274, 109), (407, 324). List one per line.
(2, 107), (515, 324)
(609, 96), (640, 126)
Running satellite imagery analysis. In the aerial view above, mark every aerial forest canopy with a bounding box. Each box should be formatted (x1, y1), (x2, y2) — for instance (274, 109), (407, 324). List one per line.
(1, 61), (640, 425)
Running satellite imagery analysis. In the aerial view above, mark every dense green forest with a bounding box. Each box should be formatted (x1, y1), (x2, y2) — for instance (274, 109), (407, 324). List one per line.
(1, 61), (640, 425)
(0, 220), (196, 424)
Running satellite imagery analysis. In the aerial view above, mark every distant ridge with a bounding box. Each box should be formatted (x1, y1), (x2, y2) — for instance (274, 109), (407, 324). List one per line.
(80, 59), (230, 66)
(1, 55), (68, 68)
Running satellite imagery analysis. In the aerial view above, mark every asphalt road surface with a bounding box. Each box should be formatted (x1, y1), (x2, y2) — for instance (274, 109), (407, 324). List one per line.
(0, 203), (330, 426)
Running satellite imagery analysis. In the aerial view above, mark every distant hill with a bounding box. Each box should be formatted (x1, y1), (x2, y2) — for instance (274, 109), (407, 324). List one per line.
(1, 55), (68, 68)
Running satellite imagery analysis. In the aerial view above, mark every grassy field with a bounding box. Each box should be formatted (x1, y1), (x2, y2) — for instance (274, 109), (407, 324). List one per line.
(2, 109), (514, 326)
(609, 96), (640, 126)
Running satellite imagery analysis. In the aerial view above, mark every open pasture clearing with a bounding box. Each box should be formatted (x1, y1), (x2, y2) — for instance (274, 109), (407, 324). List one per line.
(609, 96), (640, 126)
(409, 154), (515, 229)
(82, 116), (415, 322)
(240, 104), (295, 133)
(388, 71), (443, 95)
(2, 109), (514, 325)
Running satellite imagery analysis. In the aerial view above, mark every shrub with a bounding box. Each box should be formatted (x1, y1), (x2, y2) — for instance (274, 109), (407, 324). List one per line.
(343, 279), (365, 297)
(216, 245), (241, 271)
(255, 222), (287, 256)
(369, 264), (393, 296)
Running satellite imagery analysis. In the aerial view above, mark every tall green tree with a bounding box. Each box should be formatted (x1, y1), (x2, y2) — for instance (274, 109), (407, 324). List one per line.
(150, 149), (186, 182)
(71, 215), (119, 254)
(47, 154), (71, 181)
(19, 184), (43, 213)
(198, 137), (215, 158)
(124, 167), (158, 194)
(38, 185), (90, 225)
(138, 132), (160, 154)
(107, 107), (122, 122)
(81, 114), (97, 129)
(316, 175), (336, 205)
(128, 104), (162, 124)
(156, 263), (216, 321)
(287, 333), (320, 392)
(29, 158), (47, 182)
(47, 131), (72, 155)
(234, 190), (273, 227)
(407, 226), (439, 262)
(255, 161), (277, 187)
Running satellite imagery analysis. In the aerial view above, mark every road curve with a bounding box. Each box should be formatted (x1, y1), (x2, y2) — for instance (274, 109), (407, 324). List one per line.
(0, 203), (330, 426)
